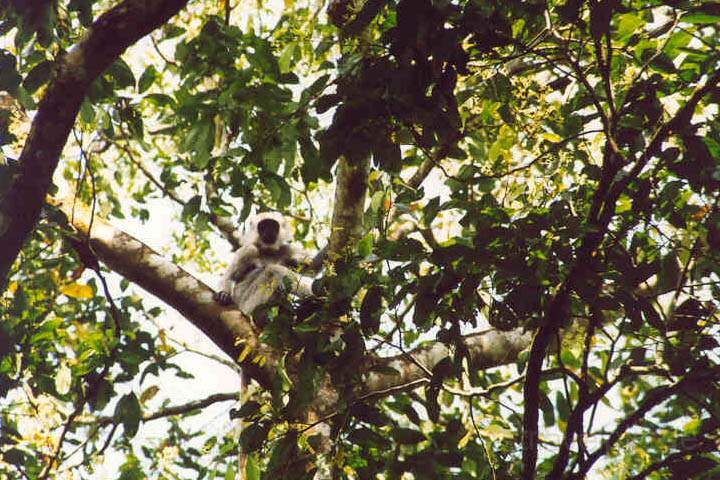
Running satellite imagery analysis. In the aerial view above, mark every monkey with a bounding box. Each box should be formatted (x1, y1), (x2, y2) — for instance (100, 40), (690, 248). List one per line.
(213, 212), (322, 476)
(214, 212), (316, 316)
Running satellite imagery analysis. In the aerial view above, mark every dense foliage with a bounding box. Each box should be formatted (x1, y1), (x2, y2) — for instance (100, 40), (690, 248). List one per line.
(1, 0), (720, 479)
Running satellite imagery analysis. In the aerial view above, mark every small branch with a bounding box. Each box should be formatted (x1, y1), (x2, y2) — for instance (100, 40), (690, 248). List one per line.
(522, 65), (720, 480)
(443, 368), (565, 398)
(547, 364), (641, 478)
(223, 0), (232, 25)
(170, 339), (243, 374)
(39, 407), (82, 479)
(113, 131), (242, 249)
(94, 392), (239, 426)
(473, 129), (603, 181)
(597, 67), (720, 227)
(116, 139), (184, 205)
(407, 156), (435, 191)
(628, 440), (717, 480)
(151, 34), (179, 67)
(570, 367), (720, 479)
(204, 180), (243, 249)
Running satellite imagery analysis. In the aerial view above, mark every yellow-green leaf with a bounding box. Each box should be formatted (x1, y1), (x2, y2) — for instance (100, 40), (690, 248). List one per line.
(55, 362), (72, 395)
(61, 283), (93, 299)
(480, 424), (514, 441)
(140, 385), (160, 403)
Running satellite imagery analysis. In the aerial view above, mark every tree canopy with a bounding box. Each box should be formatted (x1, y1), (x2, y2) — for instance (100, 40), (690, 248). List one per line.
(1, 0), (720, 479)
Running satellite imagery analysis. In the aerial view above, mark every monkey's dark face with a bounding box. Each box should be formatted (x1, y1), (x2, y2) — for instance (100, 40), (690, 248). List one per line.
(257, 218), (280, 245)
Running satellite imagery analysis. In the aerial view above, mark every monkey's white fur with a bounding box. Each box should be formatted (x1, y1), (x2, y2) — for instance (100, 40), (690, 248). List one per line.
(216, 212), (314, 315)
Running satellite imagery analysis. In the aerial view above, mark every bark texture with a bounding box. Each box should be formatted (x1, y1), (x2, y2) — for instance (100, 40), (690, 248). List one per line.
(361, 328), (532, 400)
(327, 157), (371, 259)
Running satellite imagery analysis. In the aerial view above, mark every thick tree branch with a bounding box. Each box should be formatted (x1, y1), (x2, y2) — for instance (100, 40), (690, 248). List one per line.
(0, 0), (190, 288)
(362, 328), (532, 398)
(51, 198), (275, 389)
(327, 157), (371, 259)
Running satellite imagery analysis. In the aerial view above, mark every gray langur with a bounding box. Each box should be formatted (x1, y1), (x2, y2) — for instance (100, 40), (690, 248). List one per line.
(214, 212), (315, 315)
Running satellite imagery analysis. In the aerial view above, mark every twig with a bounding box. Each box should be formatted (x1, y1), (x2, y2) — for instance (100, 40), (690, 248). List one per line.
(468, 399), (497, 480)
(151, 34), (178, 67)
(93, 392), (239, 426)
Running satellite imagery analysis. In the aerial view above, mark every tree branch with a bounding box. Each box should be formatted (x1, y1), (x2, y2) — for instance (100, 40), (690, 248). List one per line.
(327, 157), (371, 259)
(0, 0), (191, 289)
(50, 197), (275, 389)
(353, 328), (533, 408)
(521, 67), (720, 480)
(569, 367), (720, 479)
(94, 392), (239, 426)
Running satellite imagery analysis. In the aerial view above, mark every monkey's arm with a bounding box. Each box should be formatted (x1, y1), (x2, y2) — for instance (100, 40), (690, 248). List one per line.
(285, 244), (327, 273)
(267, 264), (314, 297)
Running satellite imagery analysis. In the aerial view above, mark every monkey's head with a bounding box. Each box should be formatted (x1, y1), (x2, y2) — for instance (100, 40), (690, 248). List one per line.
(247, 212), (291, 250)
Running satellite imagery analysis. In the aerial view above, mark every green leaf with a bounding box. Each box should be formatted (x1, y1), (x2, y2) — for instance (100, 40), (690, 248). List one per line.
(540, 391), (555, 427)
(664, 31), (692, 57)
(88, 378), (113, 411)
(555, 391), (571, 421)
(224, 466), (236, 480)
(23, 60), (54, 93)
(315, 93), (341, 114)
(68, 0), (93, 25)
(616, 13), (643, 42)
(106, 59), (136, 89)
(143, 93), (175, 108)
(650, 53), (676, 73)
(115, 393), (142, 438)
(182, 195), (202, 219)
(278, 42), (296, 74)
(300, 134), (327, 183)
(658, 251), (680, 294)
(239, 422), (271, 452)
(182, 118), (213, 158)
(303, 74), (330, 100)
(357, 233), (373, 257)
(347, 427), (391, 449)
(245, 456), (260, 480)
(79, 100), (95, 125)
(0, 50), (22, 94)
(233, 401), (261, 419)
(137, 65), (157, 93)
(2, 449), (27, 466)
(392, 427), (425, 444)
(480, 424), (515, 440)
(683, 13), (720, 24)
(360, 285), (383, 334)
(431, 356), (454, 383)
(423, 197), (441, 225)
(350, 403), (390, 427)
